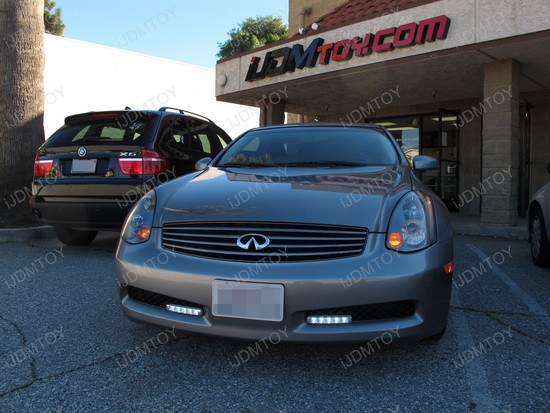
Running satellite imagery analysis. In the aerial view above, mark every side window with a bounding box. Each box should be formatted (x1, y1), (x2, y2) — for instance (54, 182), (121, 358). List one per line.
(198, 134), (211, 153)
(218, 136), (228, 148)
(187, 119), (223, 155)
(156, 116), (191, 160)
(214, 126), (231, 149)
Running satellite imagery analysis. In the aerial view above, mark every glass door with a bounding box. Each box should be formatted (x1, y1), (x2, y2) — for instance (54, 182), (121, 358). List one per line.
(419, 110), (460, 210)
(438, 109), (460, 211)
(519, 102), (531, 217)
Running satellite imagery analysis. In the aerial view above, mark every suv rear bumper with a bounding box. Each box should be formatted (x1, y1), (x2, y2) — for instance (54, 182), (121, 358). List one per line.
(30, 197), (133, 230)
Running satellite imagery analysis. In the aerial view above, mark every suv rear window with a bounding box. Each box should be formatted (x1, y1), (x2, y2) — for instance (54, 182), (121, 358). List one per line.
(46, 112), (158, 147)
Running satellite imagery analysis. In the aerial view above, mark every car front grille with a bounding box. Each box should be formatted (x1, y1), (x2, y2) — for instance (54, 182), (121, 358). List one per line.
(305, 301), (416, 322)
(161, 222), (368, 262)
(127, 286), (203, 310)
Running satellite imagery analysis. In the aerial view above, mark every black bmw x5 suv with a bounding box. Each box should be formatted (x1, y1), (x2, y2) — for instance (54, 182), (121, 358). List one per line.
(30, 107), (231, 245)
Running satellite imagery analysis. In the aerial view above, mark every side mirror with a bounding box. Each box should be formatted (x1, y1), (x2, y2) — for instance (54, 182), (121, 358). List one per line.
(413, 155), (439, 172)
(195, 157), (212, 171)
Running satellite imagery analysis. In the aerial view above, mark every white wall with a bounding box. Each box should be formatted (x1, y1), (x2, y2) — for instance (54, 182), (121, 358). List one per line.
(44, 34), (258, 138)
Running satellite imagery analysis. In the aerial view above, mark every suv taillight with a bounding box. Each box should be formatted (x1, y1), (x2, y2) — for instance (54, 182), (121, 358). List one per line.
(118, 150), (168, 175)
(33, 152), (53, 178)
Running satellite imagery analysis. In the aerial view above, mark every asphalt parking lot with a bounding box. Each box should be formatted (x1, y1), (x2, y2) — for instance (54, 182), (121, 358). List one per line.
(0, 233), (548, 413)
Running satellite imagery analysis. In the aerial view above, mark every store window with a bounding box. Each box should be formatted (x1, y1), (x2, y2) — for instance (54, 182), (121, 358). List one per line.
(372, 111), (460, 211)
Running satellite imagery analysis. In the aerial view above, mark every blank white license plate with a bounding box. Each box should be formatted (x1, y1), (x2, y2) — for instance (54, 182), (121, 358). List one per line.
(71, 159), (97, 173)
(212, 280), (284, 322)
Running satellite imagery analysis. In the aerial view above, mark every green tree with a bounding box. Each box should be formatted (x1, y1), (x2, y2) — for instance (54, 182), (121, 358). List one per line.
(217, 15), (288, 60)
(44, 0), (64, 35)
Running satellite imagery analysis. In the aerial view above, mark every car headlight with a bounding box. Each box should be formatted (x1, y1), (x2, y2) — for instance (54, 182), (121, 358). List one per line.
(386, 191), (436, 252)
(121, 190), (156, 244)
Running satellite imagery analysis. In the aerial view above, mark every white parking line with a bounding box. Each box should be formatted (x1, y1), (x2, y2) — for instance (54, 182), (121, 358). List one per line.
(451, 289), (497, 412)
(466, 244), (550, 329)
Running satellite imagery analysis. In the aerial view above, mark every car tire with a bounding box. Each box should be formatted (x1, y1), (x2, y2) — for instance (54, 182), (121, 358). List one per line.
(530, 206), (550, 267)
(425, 325), (446, 341)
(54, 226), (98, 246)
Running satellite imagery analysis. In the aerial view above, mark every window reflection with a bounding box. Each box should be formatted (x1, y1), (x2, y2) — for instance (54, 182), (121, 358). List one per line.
(375, 117), (419, 166)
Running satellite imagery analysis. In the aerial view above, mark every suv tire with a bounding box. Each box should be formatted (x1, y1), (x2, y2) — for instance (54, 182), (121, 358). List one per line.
(530, 206), (550, 267)
(54, 226), (98, 246)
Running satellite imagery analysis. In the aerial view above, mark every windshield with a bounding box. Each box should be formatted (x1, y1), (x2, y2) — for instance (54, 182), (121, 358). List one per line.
(216, 127), (399, 167)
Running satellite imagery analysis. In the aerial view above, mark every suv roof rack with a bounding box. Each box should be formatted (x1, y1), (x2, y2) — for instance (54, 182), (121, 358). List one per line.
(158, 107), (215, 124)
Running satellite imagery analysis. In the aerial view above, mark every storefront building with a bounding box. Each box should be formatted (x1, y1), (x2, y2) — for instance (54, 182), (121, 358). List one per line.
(215, 0), (550, 226)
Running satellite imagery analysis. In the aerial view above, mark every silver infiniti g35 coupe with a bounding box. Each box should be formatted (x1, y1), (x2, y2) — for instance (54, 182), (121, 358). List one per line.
(115, 124), (454, 343)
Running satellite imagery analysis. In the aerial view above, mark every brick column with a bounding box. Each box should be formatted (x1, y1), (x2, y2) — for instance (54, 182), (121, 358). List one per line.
(260, 99), (285, 126)
(481, 59), (521, 226)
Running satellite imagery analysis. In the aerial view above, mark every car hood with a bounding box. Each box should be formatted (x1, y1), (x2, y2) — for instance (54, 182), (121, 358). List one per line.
(157, 165), (412, 232)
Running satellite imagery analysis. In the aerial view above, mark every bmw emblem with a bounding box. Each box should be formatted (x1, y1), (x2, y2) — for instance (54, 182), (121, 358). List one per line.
(78, 147), (87, 157)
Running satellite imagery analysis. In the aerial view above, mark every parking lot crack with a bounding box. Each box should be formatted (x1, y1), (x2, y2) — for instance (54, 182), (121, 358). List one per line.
(451, 305), (548, 318)
(0, 314), (37, 396)
(0, 349), (133, 399)
(0, 334), (189, 399)
(451, 306), (550, 346)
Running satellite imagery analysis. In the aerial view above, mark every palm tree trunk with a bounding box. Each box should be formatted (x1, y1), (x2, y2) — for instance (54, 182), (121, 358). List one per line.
(0, 0), (45, 225)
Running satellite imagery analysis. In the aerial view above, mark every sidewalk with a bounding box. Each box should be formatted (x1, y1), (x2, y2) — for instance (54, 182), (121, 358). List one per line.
(450, 213), (528, 240)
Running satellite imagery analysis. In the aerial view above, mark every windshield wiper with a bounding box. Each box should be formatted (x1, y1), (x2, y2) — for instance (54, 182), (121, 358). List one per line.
(218, 162), (277, 168)
(277, 161), (368, 167)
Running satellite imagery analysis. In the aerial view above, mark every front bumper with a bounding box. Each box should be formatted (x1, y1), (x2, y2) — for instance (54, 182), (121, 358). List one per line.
(115, 230), (453, 343)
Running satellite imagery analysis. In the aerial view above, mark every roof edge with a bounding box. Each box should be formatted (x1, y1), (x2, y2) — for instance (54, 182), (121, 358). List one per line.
(297, 0), (442, 36)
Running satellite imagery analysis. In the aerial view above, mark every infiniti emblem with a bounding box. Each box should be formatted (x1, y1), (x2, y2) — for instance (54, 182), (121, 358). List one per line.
(236, 234), (270, 251)
(78, 147), (87, 157)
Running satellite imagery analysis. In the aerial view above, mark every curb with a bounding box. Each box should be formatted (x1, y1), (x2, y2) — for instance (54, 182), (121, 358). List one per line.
(452, 224), (528, 240)
(0, 226), (55, 243)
